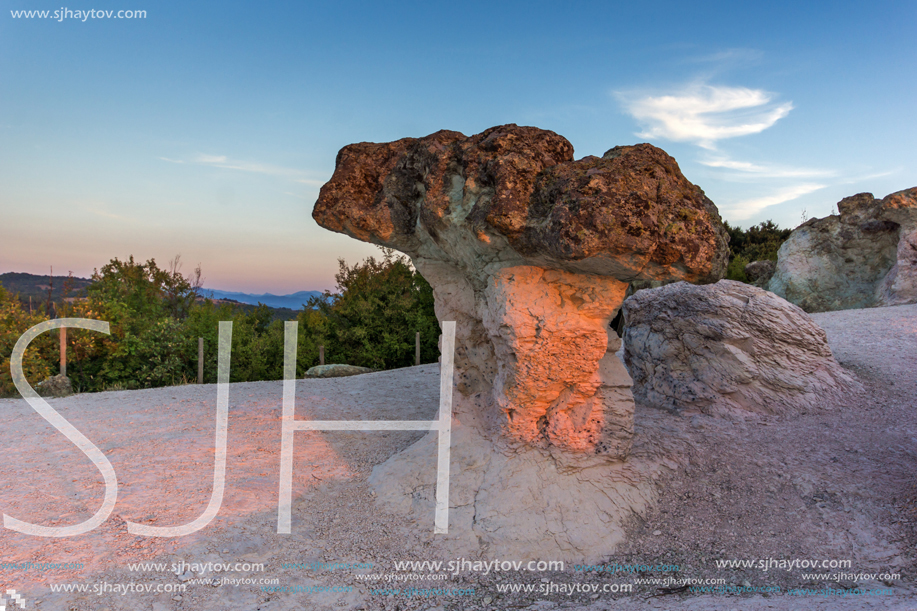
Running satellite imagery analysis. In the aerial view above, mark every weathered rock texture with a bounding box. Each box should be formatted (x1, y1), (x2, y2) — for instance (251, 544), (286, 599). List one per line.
(314, 124), (728, 456)
(768, 188), (917, 312)
(35, 374), (72, 398)
(304, 364), (374, 378)
(369, 420), (675, 561)
(313, 124), (729, 559)
(624, 280), (862, 415)
(744, 259), (775, 288)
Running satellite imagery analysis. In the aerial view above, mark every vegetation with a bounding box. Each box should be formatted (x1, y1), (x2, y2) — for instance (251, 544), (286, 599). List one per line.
(300, 248), (440, 372)
(0, 271), (92, 309)
(723, 220), (792, 282)
(0, 250), (440, 397)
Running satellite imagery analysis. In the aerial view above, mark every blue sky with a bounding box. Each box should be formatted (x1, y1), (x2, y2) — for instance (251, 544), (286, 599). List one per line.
(2, 0), (914, 293)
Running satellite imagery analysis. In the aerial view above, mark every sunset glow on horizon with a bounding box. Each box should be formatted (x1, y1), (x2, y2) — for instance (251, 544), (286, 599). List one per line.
(2, 0), (914, 294)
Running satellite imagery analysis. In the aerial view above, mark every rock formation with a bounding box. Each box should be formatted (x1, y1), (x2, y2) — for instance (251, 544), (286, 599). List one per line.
(623, 280), (862, 416)
(768, 188), (917, 312)
(304, 364), (374, 378)
(744, 259), (775, 288)
(312, 124), (729, 559)
(35, 374), (72, 398)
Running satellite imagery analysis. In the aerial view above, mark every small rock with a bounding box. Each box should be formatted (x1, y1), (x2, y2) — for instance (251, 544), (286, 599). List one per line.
(744, 259), (776, 287)
(652, 530), (662, 536)
(35, 374), (73, 398)
(305, 364), (375, 378)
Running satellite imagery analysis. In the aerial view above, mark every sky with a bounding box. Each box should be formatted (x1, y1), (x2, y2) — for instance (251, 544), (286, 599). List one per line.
(1, 0), (914, 293)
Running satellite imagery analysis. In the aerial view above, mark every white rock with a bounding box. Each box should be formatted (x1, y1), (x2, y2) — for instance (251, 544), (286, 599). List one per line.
(769, 188), (917, 312)
(623, 280), (863, 415)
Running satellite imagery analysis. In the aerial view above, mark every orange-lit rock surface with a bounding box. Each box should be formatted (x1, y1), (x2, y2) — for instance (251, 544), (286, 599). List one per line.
(314, 124), (728, 462)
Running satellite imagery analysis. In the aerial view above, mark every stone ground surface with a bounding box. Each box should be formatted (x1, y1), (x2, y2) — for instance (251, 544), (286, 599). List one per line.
(0, 304), (915, 610)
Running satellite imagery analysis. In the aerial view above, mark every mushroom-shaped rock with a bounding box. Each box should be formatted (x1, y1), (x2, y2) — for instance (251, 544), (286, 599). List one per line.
(314, 124), (728, 460)
(312, 125), (728, 560)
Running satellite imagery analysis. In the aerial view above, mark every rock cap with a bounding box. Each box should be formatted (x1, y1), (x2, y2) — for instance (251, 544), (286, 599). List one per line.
(314, 124), (729, 284)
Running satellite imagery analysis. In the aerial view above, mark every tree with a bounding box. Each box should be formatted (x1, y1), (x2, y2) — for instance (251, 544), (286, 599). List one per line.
(302, 248), (440, 370)
(0, 282), (55, 396)
(723, 220), (792, 282)
(82, 255), (203, 390)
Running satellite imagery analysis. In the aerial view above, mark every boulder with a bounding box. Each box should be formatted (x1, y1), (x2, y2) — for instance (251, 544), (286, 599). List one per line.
(623, 280), (862, 415)
(304, 364), (375, 378)
(744, 259), (775, 288)
(35, 374), (72, 398)
(313, 124), (729, 560)
(768, 188), (917, 312)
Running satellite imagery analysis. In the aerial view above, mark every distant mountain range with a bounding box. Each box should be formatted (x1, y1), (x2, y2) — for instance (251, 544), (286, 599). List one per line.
(0, 272), (323, 311)
(201, 289), (322, 310)
(0, 271), (93, 301)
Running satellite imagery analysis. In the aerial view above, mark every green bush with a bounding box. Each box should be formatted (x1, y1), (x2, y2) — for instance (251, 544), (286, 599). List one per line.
(725, 254), (750, 282)
(0, 283), (55, 397)
(304, 248), (440, 370)
(228, 305), (286, 383)
(0, 248), (441, 395)
(723, 220), (791, 284)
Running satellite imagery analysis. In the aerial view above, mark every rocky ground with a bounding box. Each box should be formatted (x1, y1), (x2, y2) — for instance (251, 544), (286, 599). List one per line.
(0, 304), (915, 611)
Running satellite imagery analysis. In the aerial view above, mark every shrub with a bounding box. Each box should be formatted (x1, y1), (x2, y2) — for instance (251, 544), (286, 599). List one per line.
(305, 248), (440, 370)
(1, 248), (441, 394)
(0, 283), (55, 397)
(723, 220), (791, 284)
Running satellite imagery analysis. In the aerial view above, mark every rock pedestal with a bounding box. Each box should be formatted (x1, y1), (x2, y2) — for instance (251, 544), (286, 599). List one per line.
(312, 124), (729, 559)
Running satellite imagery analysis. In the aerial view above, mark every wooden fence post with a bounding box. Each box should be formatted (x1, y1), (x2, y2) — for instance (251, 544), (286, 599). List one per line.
(60, 327), (67, 376)
(319, 345), (325, 366)
(416, 332), (420, 366)
(198, 337), (204, 384)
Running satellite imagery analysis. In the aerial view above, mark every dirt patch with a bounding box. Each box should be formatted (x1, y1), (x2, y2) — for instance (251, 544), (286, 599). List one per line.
(1, 305), (915, 610)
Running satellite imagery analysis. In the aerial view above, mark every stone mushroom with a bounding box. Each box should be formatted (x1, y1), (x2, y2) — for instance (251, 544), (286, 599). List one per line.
(313, 124), (728, 461)
(312, 124), (728, 560)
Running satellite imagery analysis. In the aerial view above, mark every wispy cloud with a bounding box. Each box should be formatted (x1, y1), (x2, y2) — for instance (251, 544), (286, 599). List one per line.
(679, 48), (764, 66)
(158, 153), (324, 182)
(723, 183), (827, 221)
(617, 84), (793, 149)
(191, 153), (304, 177)
(282, 191), (310, 200)
(80, 202), (134, 222)
(700, 156), (835, 179)
(841, 169), (897, 183)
